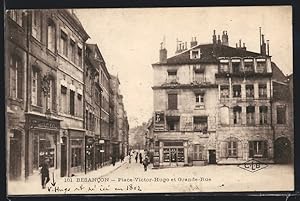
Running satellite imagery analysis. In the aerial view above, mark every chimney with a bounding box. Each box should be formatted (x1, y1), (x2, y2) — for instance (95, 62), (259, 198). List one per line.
(191, 37), (197, 48)
(159, 42), (167, 63)
(260, 34), (266, 55)
(212, 30), (217, 44)
(242, 43), (246, 51)
(236, 43), (238, 48)
(185, 42), (187, 50)
(217, 35), (221, 45)
(239, 39), (242, 48)
(266, 40), (270, 56)
(221, 31), (229, 46)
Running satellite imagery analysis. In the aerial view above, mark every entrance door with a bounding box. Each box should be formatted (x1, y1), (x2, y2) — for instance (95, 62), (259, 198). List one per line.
(60, 137), (67, 177)
(275, 137), (292, 164)
(9, 130), (22, 180)
(209, 150), (216, 164)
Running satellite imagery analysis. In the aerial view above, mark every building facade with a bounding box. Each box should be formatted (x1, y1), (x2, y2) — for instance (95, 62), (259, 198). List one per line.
(6, 9), (130, 181)
(152, 30), (293, 167)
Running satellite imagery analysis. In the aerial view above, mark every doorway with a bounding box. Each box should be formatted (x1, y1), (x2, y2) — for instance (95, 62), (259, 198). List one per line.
(9, 130), (22, 180)
(60, 137), (67, 177)
(208, 150), (216, 164)
(274, 137), (292, 164)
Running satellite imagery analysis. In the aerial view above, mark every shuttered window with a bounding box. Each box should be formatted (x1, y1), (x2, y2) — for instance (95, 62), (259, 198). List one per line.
(249, 141), (268, 158)
(168, 93), (177, 110)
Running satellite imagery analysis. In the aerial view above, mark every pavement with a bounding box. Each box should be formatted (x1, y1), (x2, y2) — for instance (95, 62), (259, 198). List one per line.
(7, 158), (294, 195)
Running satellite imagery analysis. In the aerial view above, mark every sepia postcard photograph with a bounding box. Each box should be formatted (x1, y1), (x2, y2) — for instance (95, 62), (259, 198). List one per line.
(5, 5), (294, 195)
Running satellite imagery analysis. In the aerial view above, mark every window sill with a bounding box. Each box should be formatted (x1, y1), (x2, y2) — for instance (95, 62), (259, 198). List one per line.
(46, 48), (56, 57)
(30, 36), (43, 47)
(58, 53), (83, 72)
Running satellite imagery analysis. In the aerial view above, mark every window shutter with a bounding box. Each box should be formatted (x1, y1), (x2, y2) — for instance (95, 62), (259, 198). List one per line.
(249, 142), (254, 157)
(37, 72), (42, 106)
(17, 62), (23, 99)
(237, 141), (243, 158)
(220, 142), (227, 158)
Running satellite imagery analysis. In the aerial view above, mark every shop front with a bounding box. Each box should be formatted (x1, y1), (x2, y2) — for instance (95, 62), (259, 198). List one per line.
(69, 130), (85, 175)
(25, 115), (60, 177)
(85, 136), (95, 172)
(160, 141), (188, 167)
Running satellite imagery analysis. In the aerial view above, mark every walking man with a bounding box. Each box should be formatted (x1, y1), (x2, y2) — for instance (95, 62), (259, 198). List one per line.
(139, 152), (143, 164)
(135, 153), (138, 163)
(40, 158), (50, 189)
(143, 156), (149, 171)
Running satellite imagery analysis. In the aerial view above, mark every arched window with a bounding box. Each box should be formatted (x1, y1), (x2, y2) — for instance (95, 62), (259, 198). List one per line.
(10, 56), (23, 99)
(47, 19), (56, 52)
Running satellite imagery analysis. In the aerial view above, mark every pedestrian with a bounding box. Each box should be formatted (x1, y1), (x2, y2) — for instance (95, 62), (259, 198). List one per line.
(40, 158), (50, 189)
(139, 153), (143, 164)
(112, 155), (116, 166)
(129, 155), (132, 164)
(135, 153), (138, 163)
(143, 156), (149, 171)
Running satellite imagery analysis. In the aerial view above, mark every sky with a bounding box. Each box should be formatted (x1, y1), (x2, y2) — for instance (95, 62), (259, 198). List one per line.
(75, 6), (292, 127)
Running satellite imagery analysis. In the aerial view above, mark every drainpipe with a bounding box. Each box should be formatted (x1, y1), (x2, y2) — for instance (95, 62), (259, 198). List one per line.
(270, 77), (275, 162)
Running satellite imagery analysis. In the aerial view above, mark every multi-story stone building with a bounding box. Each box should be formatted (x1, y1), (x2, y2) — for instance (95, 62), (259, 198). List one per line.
(5, 9), (89, 180)
(152, 30), (293, 167)
(109, 75), (129, 159)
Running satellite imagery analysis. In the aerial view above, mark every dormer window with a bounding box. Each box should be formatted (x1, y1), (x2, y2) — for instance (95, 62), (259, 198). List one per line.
(244, 58), (254, 72)
(231, 59), (241, 73)
(219, 59), (229, 73)
(256, 58), (267, 73)
(190, 49), (201, 59)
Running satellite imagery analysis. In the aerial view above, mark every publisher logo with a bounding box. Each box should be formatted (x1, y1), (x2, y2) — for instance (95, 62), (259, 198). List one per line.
(238, 159), (268, 173)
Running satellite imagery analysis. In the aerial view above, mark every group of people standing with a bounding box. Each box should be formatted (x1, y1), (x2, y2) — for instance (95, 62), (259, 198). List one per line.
(129, 151), (149, 171)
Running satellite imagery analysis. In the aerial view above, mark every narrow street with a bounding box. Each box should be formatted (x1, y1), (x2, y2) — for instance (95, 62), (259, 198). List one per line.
(8, 155), (294, 195)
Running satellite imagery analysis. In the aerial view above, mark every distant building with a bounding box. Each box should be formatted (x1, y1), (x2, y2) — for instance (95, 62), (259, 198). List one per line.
(152, 30), (293, 167)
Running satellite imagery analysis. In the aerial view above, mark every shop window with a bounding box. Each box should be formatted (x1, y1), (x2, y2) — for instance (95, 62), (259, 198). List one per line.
(38, 133), (56, 168)
(193, 116), (208, 133)
(85, 110), (89, 130)
(277, 105), (286, 124)
(227, 141), (237, 157)
(259, 106), (268, 125)
(246, 85), (254, 98)
(249, 141), (268, 158)
(193, 144), (204, 160)
(10, 56), (23, 99)
(168, 93), (177, 110)
(233, 106), (241, 124)
(166, 116), (180, 131)
(71, 148), (82, 167)
(167, 70), (177, 83)
(47, 19), (56, 52)
(259, 84), (267, 98)
(31, 10), (42, 41)
(232, 85), (241, 98)
(60, 30), (68, 56)
(246, 106), (255, 125)
(70, 90), (75, 115)
(220, 85), (229, 98)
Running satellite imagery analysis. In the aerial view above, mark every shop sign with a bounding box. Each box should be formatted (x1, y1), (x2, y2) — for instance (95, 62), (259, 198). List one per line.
(100, 150), (104, 153)
(154, 111), (165, 131)
(86, 138), (95, 145)
(30, 119), (59, 130)
(99, 140), (105, 144)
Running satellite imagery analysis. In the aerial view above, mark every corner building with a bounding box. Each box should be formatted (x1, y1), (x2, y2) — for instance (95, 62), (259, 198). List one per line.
(152, 30), (293, 167)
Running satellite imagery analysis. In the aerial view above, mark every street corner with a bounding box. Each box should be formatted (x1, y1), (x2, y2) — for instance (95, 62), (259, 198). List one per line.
(238, 159), (268, 173)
